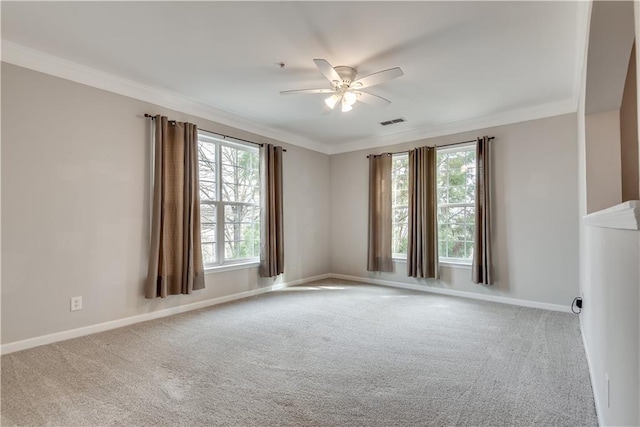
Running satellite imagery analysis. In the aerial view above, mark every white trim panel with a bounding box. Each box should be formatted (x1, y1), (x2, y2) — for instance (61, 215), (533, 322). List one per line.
(583, 200), (640, 230)
(330, 273), (572, 313)
(0, 273), (331, 355)
(580, 316), (605, 427)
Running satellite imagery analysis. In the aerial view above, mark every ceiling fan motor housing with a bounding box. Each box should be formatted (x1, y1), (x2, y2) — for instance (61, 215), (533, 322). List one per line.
(333, 66), (357, 87)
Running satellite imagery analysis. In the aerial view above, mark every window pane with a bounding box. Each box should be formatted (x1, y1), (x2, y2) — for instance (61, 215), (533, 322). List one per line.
(448, 240), (465, 259)
(465, 241), (475, 259)
(201, 203), (216, 224)
(198, 141), (217, 201)
(224, 204), (260, 260)
(198, 140), (216, 160)
(464, 207), (475, 224)
(465, 224), (475, 241)
(449, 222), (466, 241)
(221, 145), (260, 204)
(391, 154), (409, 255)
(200, 203), (217, 265)
(447, 186), (467, 204)
(199, 180), (216, 202)
(439, 206), (466, 224)
(392, 205), (408, 255)
(466, 183), (475, 202)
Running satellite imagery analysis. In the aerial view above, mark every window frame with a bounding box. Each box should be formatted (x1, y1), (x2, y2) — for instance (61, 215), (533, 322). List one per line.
(198, 130), (261, 269)
(391, 153), (409, 259)
(436, 143), (476, 265)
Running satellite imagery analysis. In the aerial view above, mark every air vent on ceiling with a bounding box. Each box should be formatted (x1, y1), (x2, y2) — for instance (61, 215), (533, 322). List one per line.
(379, 118), (406, 126)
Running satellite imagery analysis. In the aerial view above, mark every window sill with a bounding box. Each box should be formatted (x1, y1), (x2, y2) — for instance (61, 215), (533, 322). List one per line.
(204, 261), (260, 274)
(439, 261), (472, 270)
(392, 258), (472, 270)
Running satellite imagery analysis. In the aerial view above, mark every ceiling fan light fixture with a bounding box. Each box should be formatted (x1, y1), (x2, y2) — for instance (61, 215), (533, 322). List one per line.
(325, 94), (340, 109)
(343, 91), (358, 106)
(281, 59), (403, 113)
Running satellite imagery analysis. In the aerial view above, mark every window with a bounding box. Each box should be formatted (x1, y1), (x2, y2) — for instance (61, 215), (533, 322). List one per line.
(391, 144), (476, 264)
(436, 145), (476, 263)
(391, 154), (409, 257)
(198, 131), (260, 267)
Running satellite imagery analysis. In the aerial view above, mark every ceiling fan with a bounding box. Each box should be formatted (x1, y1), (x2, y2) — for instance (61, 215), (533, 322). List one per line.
(280, 59), (404, 112)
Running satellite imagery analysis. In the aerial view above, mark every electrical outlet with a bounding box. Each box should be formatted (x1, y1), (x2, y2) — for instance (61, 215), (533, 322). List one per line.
(70, 296), (82, 311)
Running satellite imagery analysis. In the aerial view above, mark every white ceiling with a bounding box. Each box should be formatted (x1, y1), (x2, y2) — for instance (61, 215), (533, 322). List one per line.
(1, 1), (588, 154)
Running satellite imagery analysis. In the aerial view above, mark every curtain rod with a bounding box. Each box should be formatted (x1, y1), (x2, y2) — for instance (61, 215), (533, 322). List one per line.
(366, 136), (494, 158)
(144, 114), (287, 152)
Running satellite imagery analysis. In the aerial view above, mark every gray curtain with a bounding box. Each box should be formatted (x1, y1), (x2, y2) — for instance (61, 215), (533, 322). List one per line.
(472, 136), (493, 285)
(367, 154), (393, 272)
(407, 146), (439, 278)
(145, 115), (205, 298)
(260, 143), (285, 277)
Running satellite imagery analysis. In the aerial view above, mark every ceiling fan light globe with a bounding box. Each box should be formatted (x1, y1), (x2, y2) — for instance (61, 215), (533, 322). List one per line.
(343, 91), (358, 106)
(341, 103), (353, 113)
(325, 94), (340, 109)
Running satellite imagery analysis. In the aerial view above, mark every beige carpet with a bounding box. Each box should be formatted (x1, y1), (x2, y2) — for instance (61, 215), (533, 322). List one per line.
(1, 280), (597, 426)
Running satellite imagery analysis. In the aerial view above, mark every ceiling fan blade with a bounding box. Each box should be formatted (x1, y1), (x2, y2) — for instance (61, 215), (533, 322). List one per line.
(280, 88), (336, 95)
(313, 59), (342, 84)
(356, 91), (391, 107)
(351, 67), (404, 89)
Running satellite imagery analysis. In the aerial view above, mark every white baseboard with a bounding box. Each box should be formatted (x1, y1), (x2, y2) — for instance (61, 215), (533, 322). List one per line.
(580, 316), (604, 427)
(0, 273), (331, 355)
(271, 273), (332, 290)
(329, 273), (572, 313)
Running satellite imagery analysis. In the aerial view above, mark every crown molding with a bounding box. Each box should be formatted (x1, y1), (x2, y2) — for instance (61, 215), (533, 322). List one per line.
(326, 98), (577, 155)
(1, 40), (332, 155)
(2, 40), (582, 157)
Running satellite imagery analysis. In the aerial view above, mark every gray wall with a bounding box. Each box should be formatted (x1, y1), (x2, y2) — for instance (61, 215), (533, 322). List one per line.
(1, 63), (331, 344)
(330, 114), (579, 306)
(621, 43), (639, 202)
(585, 110), (622, 213)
